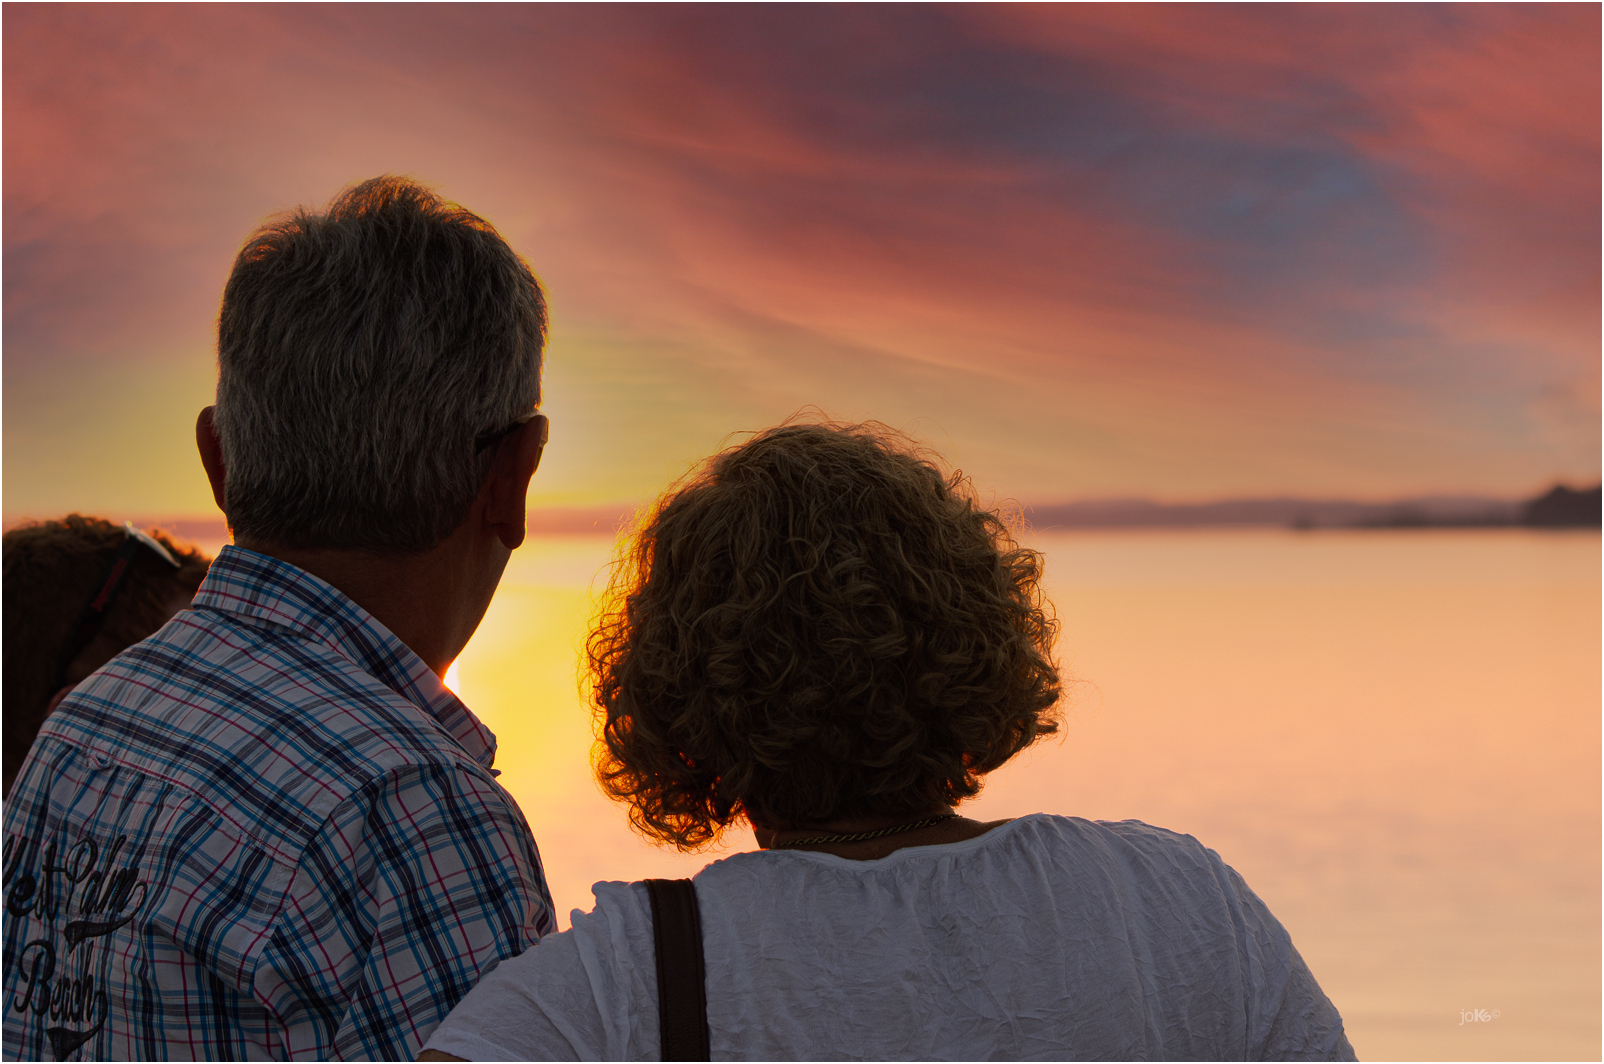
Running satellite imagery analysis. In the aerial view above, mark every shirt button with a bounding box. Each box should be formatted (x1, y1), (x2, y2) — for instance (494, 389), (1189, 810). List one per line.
(93, 751), (111, 768)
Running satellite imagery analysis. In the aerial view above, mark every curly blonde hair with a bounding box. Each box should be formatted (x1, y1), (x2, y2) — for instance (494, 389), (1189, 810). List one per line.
(587, 423), (1061, 850)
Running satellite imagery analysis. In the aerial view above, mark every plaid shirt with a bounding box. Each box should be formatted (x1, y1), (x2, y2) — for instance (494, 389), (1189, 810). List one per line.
(2, 546), (555, 1061)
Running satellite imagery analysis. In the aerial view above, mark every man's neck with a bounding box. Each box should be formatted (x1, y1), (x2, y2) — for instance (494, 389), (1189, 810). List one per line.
(236, 523), (508, 677)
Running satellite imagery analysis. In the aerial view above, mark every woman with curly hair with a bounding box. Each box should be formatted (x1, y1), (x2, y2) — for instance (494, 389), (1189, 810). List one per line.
(422, 423), (1355, 1062)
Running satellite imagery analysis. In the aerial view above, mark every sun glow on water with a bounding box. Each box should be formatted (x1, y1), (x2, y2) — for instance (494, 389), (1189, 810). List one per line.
(459, 528), (1598, 1061)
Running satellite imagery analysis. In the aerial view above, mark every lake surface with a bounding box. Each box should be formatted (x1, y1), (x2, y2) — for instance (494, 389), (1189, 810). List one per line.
(444, 528), (1599, 1062)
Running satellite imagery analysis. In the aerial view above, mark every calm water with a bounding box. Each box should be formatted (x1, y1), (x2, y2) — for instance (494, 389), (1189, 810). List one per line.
(434, 528), (1598, 1062)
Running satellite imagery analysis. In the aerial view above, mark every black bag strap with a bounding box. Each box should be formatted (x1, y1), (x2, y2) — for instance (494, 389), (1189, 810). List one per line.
(645, 878), (711, 1062)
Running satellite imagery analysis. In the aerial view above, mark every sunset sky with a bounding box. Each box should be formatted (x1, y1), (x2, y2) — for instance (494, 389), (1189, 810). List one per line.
(5, 3), (1599, 523)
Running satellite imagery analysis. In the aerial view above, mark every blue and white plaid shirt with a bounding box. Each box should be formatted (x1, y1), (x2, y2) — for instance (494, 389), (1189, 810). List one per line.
(3, 546), (556, 1061)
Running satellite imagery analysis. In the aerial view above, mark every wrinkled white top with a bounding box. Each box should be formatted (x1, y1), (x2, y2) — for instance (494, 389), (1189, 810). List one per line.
(424, 815), (1356, 1061)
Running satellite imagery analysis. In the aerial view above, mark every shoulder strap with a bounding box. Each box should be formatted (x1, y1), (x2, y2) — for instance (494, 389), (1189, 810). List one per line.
(644, 878), (711, 1062)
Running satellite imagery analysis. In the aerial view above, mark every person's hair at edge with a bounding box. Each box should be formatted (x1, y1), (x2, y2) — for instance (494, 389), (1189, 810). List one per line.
(2, 515), (211, 791)
(213, 175), (547, 552)
(587, 421), (1063, 851)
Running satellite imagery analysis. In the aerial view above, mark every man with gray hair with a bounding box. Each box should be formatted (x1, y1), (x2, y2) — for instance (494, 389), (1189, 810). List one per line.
(3, 177), (556, 1061)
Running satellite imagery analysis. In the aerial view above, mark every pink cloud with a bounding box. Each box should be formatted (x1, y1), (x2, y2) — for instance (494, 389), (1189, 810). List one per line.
(4, 4), (1596, 520)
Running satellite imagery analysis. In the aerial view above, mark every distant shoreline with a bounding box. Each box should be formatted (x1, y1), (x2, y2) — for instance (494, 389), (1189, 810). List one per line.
(1023, 483), (1600, 532)
(4, 485), (1598, 541)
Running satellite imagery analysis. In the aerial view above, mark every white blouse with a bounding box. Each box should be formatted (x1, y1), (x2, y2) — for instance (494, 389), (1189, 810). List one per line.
(424, 814), (1356, 1061)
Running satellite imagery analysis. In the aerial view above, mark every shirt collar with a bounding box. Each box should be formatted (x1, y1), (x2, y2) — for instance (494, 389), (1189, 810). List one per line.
(191, 544), (499, 770)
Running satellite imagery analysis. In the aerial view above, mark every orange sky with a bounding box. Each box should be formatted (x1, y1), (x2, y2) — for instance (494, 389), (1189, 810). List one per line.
(4, 4), (1598, 522)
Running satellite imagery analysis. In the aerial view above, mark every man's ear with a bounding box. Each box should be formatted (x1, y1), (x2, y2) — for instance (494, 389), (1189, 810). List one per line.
(196, 407), (229, 514)
(485, 414), (549, 551)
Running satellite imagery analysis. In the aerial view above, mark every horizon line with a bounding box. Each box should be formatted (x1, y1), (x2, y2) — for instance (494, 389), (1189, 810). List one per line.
(6, 483), (1598, 541)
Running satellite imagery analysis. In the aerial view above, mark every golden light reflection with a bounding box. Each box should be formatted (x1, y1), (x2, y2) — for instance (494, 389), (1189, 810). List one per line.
(460, 528), (1598, 1061)
(453, 537), (718, 924)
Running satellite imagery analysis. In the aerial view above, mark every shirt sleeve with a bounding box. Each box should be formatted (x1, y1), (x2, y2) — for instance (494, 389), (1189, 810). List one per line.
(1223, 863), (1358, 1062)
(250, 762), (556, 1061)
(422, 881), (660, 1062)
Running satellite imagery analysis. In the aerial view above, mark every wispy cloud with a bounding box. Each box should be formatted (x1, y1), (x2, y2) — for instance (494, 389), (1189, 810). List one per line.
(4, 4), (1596, 520)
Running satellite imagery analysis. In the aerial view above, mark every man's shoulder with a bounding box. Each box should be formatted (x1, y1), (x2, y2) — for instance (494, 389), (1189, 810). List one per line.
(3, 616), (545, 1064)
(46, 604), (494, 842)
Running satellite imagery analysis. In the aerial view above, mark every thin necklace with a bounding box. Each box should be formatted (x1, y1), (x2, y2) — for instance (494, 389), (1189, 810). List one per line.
(770, 812), (959, 849)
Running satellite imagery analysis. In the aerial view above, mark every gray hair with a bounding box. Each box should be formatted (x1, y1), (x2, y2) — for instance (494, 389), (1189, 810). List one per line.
(213, 176), (546, 552)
